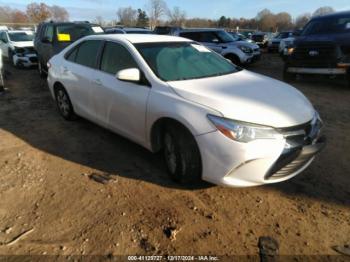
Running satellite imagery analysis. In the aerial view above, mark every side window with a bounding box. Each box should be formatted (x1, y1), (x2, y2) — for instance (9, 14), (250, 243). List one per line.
(66, 46), (78, 62)
(100, 42), (138, 75)
(44, 25), (54, 42)
(200, 32), (219, 43)
(75, 40), (102, 68)
(179, 32), (200, 41)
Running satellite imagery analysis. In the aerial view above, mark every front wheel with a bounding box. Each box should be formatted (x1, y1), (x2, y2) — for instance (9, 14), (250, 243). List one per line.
(163, 123), (202, 185)
(55, 86), (76, 120)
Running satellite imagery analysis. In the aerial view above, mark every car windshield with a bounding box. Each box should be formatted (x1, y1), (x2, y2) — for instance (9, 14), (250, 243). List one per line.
(302, 16), (350, 35)
(135, 42), (240, 82)
(56, 25), (104, 42)
(216, 30), (235, 43)
(8, 32), (34, 42)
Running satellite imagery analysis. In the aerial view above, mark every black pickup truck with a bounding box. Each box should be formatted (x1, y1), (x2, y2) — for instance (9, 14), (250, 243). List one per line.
(284, 11), (350, 87)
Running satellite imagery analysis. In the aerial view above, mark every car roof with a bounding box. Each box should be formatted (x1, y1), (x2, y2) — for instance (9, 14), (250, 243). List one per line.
(312, 10), (350, 20)
(85, 34), (191, 44)
(40, 22), (100, 27)
(180, 28), (223, 33)
(7, 30), (33, 34)
(123, 28), (152, 31)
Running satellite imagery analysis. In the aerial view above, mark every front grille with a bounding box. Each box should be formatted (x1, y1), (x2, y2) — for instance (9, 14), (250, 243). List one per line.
(270, 151), (313, 178)
(266, 120), (322, 180)
(291, 42), (337, 68)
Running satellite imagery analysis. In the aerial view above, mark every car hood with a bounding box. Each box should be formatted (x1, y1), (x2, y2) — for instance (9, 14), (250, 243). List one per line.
(168, 70), (315, 128)
(11, 41), (34, 48)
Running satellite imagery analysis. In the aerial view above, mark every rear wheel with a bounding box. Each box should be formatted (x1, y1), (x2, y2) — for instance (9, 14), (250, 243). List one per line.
(55, 86), (76, 120)
(226, 54), (241, 66)
(163, 123), (202, 185)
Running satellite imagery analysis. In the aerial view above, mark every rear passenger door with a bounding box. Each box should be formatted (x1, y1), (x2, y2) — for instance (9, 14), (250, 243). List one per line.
(94, 41), (151, 145)
(63, 40), (103, 120)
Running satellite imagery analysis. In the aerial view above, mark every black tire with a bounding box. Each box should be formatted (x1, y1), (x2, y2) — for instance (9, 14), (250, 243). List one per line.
(226, 54), (241, 66)
(163, 123), (202, 184)
(38, 59), (47, 79)
(54, 86), (76, 121)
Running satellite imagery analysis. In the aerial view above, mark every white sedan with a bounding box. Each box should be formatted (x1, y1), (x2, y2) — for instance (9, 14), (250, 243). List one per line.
(47, 34), (325, 187)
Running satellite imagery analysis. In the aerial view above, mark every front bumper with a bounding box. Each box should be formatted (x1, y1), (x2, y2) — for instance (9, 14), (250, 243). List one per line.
(13, 54), (38, 67)
(196, 123), (325, 187)
(287, 67), (346, 75)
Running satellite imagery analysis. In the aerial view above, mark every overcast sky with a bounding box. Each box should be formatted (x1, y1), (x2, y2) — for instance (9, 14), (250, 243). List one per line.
(0, 0), (349, 21)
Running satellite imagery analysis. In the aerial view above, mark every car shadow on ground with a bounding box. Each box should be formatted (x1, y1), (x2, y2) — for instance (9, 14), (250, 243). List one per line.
(0, 62), (349, 206)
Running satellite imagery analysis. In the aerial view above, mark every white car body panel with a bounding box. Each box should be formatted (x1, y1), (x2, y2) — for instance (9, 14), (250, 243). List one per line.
(47, 34), (323, 187)
(168, 70), (314, 128)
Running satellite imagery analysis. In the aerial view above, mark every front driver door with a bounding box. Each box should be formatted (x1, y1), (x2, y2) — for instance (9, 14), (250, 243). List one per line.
(92, 41), (151, 145)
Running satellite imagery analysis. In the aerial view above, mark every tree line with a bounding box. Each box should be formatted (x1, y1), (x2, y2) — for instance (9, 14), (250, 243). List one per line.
(0, 3), (69, 24)
(0, 0), (337, 32)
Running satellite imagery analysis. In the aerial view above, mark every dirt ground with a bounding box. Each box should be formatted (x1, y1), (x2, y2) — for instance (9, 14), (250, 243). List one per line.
(0, 53), (349, 258)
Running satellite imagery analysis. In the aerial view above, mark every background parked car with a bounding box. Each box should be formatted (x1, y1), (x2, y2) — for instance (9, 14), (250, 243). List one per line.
(279, 35), (296, 59)
(105, 27), (153, 34)
(284, 11), (350, 87)
(178, 29), (260, 65)
(0, 30), (37, 68)
(154, 26), (182, 35)
(227, 32), (255, 43)
(267, 31), (294, 53)
(34, 21), (104, 77)
(0, 48), (4, 92)
(251, 32), (268, 47)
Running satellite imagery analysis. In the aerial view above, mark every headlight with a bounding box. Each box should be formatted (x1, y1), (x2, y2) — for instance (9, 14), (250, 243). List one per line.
(287, 47), (295, 55)
(207, 115), (281, 143)
(238, 45), (253, 54)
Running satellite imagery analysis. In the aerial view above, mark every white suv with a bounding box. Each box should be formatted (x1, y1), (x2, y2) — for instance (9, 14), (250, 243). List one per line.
(0, 30), (37, 67)
(178, 29), (261, 65)
(47, 34), (325, 187)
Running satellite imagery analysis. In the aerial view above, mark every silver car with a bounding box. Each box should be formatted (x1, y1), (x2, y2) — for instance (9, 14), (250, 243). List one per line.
(178, 29), (261, 65)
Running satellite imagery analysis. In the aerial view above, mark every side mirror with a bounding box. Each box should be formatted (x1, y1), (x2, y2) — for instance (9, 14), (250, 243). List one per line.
(116, 68), (141, 83)
(41, 36), (52, 43)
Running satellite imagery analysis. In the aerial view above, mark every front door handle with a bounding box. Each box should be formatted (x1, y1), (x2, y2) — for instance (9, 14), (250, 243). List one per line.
(62, 66), (69, 73)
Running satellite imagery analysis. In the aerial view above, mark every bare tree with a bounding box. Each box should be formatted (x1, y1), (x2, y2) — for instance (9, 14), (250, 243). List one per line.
(12, 10), (29, 23)
(0, 6), (14, 22)
(295, 13), (311, 29)
(256, 9), (276, 31)
(313, 6), (335, 17)
(168, 6), (186, 26)
(50, 5), (69, 22)
(146, 0), (168, 29)
(275, 12), (292, 31)
(117, 6), (138, 26)
(26, 3), (52, 23)
(94, 15), (105, 26)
